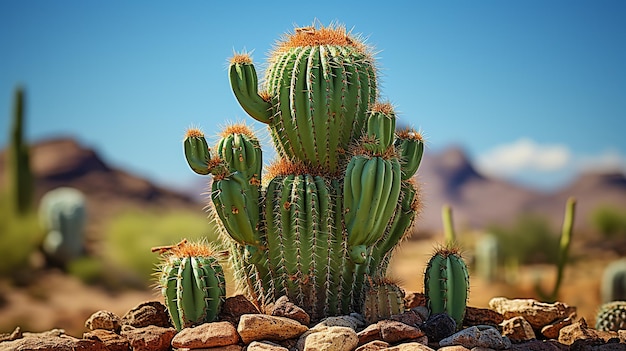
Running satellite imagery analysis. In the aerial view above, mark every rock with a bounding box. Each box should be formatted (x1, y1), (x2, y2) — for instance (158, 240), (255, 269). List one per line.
(437, 346), (470, 351)
(237, 314), (308, 344)
(541, 314), (575, 339)
(410, 306), (430, 322)
(268, 296), (311, 326)
(378, 320), (425, 343)
(0, 335), (107, 351)
(439, 326), (511, 350)
(420, 313), (456, 342)
(300, 326), (358, 351)
(382, 342), (435, 350)
(558, 319), (619, 346)
(120, 301), (171, 328)
(357, 323), (381, 346)
(171, 321), (240, 348)
(509, 339), (568, 351)
(120, 325), (176, 351)
(390, 310), (423, 327)
(247, 340), (290, 351)
(488, 297), (576, 330)
(405, 292), (427, 309)
(316, 315), (361, 330)
(85, 310), (121, 332)
(83, 329), (130, 351)
(355, 340), (390, 351)
(219, 294), (261, 326)
(350, 313), (367, 328)
(0, 326), (22, 342)
(463, 306), (505, 327)
(570, 337), (626, 351)
(501, 316), (536, 342)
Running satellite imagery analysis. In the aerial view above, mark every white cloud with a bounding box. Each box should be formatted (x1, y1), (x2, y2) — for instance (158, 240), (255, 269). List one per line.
(476, 138), (572, 177)
(576, 149), (626, 173)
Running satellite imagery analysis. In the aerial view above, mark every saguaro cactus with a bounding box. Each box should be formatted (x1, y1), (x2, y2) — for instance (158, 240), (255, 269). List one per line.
(154, 240), (226, 331)
(183, 24), (424, 320)
(7, 86), (34, 215)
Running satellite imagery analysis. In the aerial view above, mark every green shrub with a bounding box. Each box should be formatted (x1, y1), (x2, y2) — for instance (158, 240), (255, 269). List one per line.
(104, 209), (221, 287)
(488, 214), (560, 266)
(591, 205), (626, 238)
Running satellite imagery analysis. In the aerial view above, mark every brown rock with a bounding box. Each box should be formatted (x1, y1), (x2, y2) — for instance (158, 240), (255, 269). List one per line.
(269, 296), (311, 326)
(171, 322), (239, 348)
(464, 306), (505, 327)
(437, 346), (470, 351)
(378, 320), (425, 344)
(501, 316), (536, 342)
(383, 342), (435, 350)
(541, 314), (575, 339)
(558, 319), (618, 346)
(390, 310), (423, 327)
(300, 326), (358, 351)
(219, 294), (261, 326)
(121, 325), (176, 351)
(237, 314), (308, 344)
(85, 310), (121, 331)
(247, 340), (290, 351)
(405, 292), (427, 309)
(0, 335), (107, 351)
(355, 340), (390, 351)
(488, 297), (576, 330)
(357, 323), (382, 346)
(120, 301), (171, 328)
(509, 339), (568, 351)
(0, 327), (22, 342)
(83, 329), (130, 351)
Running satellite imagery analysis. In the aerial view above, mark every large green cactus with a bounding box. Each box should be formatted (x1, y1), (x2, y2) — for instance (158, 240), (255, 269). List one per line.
(7, 86), (34, 215)
(183, 24), (424, 320)
(154, 240), (226, 331)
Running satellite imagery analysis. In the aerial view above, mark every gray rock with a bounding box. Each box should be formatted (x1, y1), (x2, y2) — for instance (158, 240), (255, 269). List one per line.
(439, 326), (511, 350)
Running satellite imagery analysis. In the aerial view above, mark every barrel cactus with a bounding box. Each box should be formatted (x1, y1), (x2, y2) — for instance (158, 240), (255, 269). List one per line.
(595, 301), (626, 332)
(424, 246), (469, 328)
(363, 279), (406, 324)
(183, 24), (424, 320)
(38, 187), (87, 265)
(154, 239), (226, 331)
(601, 259), (626, 303)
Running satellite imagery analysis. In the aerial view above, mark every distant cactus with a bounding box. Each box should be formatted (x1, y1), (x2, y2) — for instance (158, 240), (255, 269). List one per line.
(363, 279), (405, 324)
(475, 234), (499, 282)
(535, 197), (576, 303)
(595, 301), (626, 332)
(38, 187), (87, 264)
(7, 86), (34, 215)
(601, 259), (626, 303)
(154, 239), (226, 331)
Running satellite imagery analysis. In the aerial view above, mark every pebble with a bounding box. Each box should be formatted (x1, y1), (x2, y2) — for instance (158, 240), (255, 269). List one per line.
(237, 314), (308, 344)
(171, 321), (240, 348)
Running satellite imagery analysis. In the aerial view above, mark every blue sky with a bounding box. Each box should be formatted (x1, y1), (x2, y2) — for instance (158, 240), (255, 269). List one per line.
(1, 1), (625, 191)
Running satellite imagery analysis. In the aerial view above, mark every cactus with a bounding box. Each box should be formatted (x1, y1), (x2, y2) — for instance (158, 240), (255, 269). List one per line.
(183, 24), (424, 320)
(595, 301), (626, 332)
(535, 197), (576, 303)
(363, 279), (405, 324)
(154, 239), (226, 331)
(38, 187), (86, 264)
(475, 234), (499, 282)
(7, 86), (34, 215)
(601, 259), (626, 303)
(424, 246), (469, 329)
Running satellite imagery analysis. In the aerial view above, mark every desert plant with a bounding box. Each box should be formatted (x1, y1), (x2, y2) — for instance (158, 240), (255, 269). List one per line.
(595, 301), (626, 332)
(154, 239), (226, 331)
(6, 86), (34, 215)
(475, 234), (499, 282)
(591, 205), (626, 239)
(363, 279), (405, 324)
(38, 187), (87, 265)
(182, 24), (424, 320)
(535, 197), (576, 303)
(601, 259), (626, 303)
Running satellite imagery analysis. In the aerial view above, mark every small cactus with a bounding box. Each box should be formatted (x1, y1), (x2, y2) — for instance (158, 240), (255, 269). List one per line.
(601, 259), (626, 303)
(363, 279), (405, 324)
(38, 187), (87, 265)
(154, 239), (226, 331)
(595, 301), (626, 332)
(7, 86), (34, 215)
(424, 246), (469, 329)
(475, 234), (499, 282)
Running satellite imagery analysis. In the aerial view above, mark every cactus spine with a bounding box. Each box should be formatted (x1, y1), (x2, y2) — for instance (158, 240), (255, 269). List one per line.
(595, 301), (626, 332)
(183, 24), (424, 320)
(601, 259), (626, 303)
(154, 240), (226, 331)
(363, 279), (405, 324)
(38, 187), (87, 265)
(7, 86), (34, 215)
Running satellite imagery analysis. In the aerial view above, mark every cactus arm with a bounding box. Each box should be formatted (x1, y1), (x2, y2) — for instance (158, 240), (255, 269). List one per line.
(163, 261), (182, 331)
(367, 158), (402, 244)
(229, 61), (272, 124)
(442, 204), (456, 247)
(395, 129), (424, 180)
(183, 130), (213, 175)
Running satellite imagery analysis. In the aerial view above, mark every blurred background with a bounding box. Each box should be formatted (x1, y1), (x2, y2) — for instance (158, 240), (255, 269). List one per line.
(1, 0), (625, 336)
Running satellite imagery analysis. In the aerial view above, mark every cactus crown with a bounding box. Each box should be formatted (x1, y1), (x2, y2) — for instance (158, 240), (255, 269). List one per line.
(272, 23), (371, 56)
